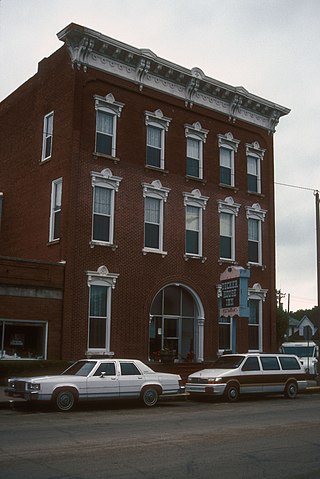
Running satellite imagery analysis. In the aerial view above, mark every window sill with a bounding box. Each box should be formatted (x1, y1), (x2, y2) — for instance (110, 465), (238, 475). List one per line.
(90, 241), (118, 251)
(219, 183), (238, 193)
(218, 259), (238, 266)
(85, 350), (115, 357)
(93, 152), (120, 164)
(143, 248), (167, 258)
(144, 165), (169, 175)
(247, 262), (266, 271)
(247, 191), (265, 198)
(185, 175), (207, 185)
(39, 157), (52, 165)
(47, 239), (60, 246)
(184, 254), (207, 263)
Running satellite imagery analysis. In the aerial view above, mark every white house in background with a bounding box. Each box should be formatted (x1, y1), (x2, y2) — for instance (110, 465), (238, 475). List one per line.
(287, 315), (317, 340)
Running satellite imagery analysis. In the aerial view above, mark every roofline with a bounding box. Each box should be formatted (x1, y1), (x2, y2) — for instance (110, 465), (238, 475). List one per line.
(57, 23), (290, 134)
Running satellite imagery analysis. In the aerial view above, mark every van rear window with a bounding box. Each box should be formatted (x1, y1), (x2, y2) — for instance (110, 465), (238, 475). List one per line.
(279, 356), (301, 370)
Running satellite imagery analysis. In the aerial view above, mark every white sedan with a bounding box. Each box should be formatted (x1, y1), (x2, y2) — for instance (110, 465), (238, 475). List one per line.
(5, 359), (184, 411)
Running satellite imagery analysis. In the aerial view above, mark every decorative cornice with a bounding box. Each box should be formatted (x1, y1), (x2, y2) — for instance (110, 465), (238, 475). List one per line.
(57, 23), (290, 133)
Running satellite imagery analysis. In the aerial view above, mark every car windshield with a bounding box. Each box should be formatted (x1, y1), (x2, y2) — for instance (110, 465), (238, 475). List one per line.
(213, 355), (245, 369)
(282, 346), (315, 358)
(61, 361), (97, 377)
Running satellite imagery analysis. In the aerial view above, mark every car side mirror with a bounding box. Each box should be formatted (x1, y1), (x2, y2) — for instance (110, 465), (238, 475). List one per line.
(100, 372), (106, 378)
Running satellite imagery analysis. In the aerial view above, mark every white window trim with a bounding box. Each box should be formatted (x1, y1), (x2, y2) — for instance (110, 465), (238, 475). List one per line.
(217, 196), (241, 262)
(86, 265), (119, 355)
(41, 111), (54, 161)
(94, 93), (124, 158)
(246, 141), (265, 194)
(142, 180), (170, 256)
(49, 177), (62, 242)
(145, 109), (171, 170)
(185, 121), (209, 179)
(183, 189), (209, 259)
(248, 283), (268, 352)
(246, 203), (267, 266)
(90, 168), (122, 248)
(218, 132), (240, 187)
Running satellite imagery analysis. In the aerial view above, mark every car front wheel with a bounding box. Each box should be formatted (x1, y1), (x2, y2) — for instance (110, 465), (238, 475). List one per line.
(54, 388), (78, 412)
(141, 387), (159, 407)
(225, 383), (239, 402)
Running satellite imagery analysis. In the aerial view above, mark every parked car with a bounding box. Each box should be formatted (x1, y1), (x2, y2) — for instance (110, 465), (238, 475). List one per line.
(5, 358), (184, 411)
(185, 353), (308, 402)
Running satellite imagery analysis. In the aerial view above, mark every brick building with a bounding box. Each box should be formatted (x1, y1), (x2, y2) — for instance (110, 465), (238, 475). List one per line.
(0, 23), (289, 361)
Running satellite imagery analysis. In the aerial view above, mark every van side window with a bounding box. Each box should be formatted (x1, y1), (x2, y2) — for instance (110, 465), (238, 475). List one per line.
(242, 357), (260, 371)
(279, 356), (300, 370)
(261, 356), (280, 370)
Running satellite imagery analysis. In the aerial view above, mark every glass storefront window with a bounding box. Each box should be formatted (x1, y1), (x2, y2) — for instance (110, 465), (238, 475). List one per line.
(0, 321), (47, 359)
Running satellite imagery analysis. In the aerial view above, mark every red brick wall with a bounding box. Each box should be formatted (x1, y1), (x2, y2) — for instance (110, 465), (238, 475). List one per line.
(0, 44), (277, 360)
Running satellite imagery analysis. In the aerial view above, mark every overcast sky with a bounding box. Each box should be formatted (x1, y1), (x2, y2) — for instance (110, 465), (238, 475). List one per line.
(1, 0), (319, 312)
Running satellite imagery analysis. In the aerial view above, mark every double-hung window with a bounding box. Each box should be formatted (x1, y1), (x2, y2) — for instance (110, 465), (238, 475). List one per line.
(218, 196), (240, 262)
(217, 132), (240, 187)
(142, 180), (170, 255)
(185, 122), (208, 179)
(95, 94), (124, 158)
(87, 265), (119, 353)
(246, 142), (265, 194)
(91, 168), (122, 246)
(41, 112), (54, 161)
(145, 110), (171, 170)
(220, 213), (234, 260)
(246, 203), (267, 265)
(183, 189), (208, 258)
(49, 178), (62, 242)
(248, 284), (267, 352)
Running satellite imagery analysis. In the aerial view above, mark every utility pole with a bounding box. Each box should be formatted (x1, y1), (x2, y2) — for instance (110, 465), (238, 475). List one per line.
(276, 289), (286, 309)
(315, 190), (320, 308)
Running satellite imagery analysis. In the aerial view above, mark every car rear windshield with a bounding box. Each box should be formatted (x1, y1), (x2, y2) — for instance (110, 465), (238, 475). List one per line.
(61, 361), (97, 376)
(213, 355), (245, 369)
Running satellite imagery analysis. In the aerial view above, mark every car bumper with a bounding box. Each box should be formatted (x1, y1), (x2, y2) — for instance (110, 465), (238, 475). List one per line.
(185, 383), (226, 396)
(5, 389), (39, 401)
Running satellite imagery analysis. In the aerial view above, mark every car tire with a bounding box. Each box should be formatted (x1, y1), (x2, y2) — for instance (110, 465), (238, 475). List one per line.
(141, 387), (159, 407)
(54, 388), (78, 412)
(225, 383), (239, 402)
(284, 381), (298, 399)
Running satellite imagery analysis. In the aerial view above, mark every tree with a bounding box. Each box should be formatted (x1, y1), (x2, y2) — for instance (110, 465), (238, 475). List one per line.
(276, 307), (289, 348)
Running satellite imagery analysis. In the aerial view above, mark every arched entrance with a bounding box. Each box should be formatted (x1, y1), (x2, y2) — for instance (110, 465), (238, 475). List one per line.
(149, 284), (204, 362)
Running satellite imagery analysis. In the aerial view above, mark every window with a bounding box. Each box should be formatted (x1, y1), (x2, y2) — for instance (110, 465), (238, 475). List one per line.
(279, 357), (300, 370)
(260, 356), (280, 371)
(218, 196), (240, 261)
(183, 189), (209, 258)
(185, 122), (209, 179)
(242, 357), (260, 371)
(186, 205), (201, 255)
(91, 168), (122, 246)
(246, 141), (265, 193)
(218, 316), (231, 352)
(249, 299), (260, 350)
(94, 362), (116, 376)
(94, 93), (124, 158)
(246, 203), (267, 265)
(41, 112), (54, 161)
(49, 178), (62, 242)
(220, 213), (234, 260)
(0, 320), (47, 359)
(142, 180), (170, 255)
(87, 265), (119, 353)
(218, 132), (240, 187)
(120, 362), (141, 375)
(248, 283), (268, 352)
(145, 110), (171, 170)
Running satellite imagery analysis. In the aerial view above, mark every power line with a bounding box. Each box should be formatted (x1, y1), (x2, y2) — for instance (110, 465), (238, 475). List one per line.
(275, 181), (318, 192)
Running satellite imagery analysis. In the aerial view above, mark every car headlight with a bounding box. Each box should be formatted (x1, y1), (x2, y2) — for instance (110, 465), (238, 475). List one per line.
(207, 377), (223, 384)
(27, 383), (40, 391)
(8, 379), (15, 389)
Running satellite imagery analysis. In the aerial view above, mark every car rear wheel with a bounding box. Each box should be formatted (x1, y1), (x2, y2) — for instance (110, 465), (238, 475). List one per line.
(54, 388), (78, 411)
(141, 387), (159, 407)
(225, 383), (239, 402)
(284, 381), (298, 399)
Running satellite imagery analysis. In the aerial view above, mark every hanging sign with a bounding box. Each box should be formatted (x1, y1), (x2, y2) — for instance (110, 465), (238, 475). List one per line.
(220, 266), (250, 318)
